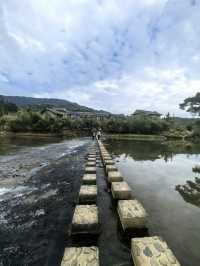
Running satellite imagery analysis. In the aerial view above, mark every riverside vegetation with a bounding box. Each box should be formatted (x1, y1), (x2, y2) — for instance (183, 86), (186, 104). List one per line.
(0, 93), (200, 140)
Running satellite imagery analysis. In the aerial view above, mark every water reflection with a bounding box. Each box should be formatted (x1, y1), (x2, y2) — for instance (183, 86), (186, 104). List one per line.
(176, 165), (200, 208)
(0, 134), (66, 155)
(105, 139), (200, 266)
(106, 139), (200, 162)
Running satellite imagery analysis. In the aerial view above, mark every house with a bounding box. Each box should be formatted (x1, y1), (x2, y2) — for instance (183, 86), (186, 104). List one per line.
(42, 108), (111, 121)
(132, 110), (161, 118)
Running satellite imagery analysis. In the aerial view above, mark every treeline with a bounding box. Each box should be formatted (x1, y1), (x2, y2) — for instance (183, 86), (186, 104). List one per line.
(0, 109), (171, 134)
(0, 98), (18, 116)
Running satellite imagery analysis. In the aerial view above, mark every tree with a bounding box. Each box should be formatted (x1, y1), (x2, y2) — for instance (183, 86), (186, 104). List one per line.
(180, 92), (200, 116)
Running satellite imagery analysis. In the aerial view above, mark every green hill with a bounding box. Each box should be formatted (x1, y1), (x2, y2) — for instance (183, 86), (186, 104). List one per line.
(0, 95), (109, 113)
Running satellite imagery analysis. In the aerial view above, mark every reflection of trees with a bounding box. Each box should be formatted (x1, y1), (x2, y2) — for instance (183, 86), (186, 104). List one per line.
(176, 176), (200, 208)
(193, 165), (200, 174)
(105, 139), (198, 162)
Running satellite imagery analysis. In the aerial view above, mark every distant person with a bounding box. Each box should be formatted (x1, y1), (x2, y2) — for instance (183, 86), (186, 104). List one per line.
(97, 130), (101, 140)
(92, 131), (96, 140)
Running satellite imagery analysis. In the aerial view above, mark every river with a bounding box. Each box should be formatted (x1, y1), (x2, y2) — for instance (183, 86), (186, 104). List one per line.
(1, 135), (200, 265)
(0, 134), (91, 266)
(105, 139), (200, 266)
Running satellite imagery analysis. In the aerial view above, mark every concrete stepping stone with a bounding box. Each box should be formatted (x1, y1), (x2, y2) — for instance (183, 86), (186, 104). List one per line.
(88, 157), (96, 162)
(118, 200), (148, 230)
(104, 159), (114, 165)
(107, 171), (123, 183)
(100, 151), (108, 154)
(103, 156), (112, 162)
(82, 174), (96, 185)
(88, 151), (96, 154)
(72, 205), (99, 234)
(105, 165), (118, 174)
(85, 166), (96, 174)
(88, 155), (96, 159)
(131, 236), (181, 266)
(101, 150), (109, 154)
(111, 181), (132, 199)
(79, 185), (97, 203)
(86, 161), (96, 167)
(61, 246), (99, 266)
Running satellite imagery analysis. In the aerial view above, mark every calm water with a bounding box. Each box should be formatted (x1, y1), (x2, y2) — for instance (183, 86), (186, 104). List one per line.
(105, 139), (200, 266)
(0, 134), (63, 155)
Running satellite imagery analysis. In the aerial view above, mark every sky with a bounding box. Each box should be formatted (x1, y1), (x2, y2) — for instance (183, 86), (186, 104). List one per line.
(0, 0), (200, 116)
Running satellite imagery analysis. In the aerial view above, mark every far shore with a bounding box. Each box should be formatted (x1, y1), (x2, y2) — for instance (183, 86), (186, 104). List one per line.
(0, 131), (197, 143)
(105, 133), (166, 141)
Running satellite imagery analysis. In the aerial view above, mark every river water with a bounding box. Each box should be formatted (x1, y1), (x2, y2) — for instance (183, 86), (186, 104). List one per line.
(105, 139), (200, 266)
(1, 135), (200, 266)
(0, 134), (91, 266)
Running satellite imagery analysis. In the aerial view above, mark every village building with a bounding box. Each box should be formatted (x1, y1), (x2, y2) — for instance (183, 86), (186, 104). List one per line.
(42, 107), (111, 121)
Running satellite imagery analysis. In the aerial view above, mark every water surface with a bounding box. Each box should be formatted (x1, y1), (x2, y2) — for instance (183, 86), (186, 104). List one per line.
(105, 139), (200, 266)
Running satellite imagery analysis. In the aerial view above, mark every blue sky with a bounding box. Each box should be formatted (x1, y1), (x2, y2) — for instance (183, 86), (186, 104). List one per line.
(0, 0), (200, 116)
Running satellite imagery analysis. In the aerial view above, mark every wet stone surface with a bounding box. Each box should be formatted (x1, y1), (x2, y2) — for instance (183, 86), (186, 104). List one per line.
(82, 174), (96, 185)
(0, 139), (91, 266)
(108, 171), (123, 183)
(79, 185), (97, 203)
(72, 205), (99, 234)
(131, 237), (181, 266)
(61, 246), (99, 266)
(111, 181), (132, 200)
(118, 200), (148, 229)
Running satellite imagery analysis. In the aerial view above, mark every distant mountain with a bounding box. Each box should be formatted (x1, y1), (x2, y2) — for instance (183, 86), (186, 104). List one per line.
(0, 95), (110, 114)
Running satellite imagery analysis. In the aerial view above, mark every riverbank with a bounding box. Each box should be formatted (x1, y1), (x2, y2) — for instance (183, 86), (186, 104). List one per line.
(105, 133), (166, 141)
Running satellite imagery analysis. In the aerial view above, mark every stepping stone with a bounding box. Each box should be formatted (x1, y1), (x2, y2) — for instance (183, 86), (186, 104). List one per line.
(88, 150), (96, 154)
(72, 205), (99, 234)
(131, 236), (181, 266)
(111, 181), (132, 199)
(88, 157), (96, 162)
(88, 155), (96, 159)
(61, 246), (99, 266)
(103, 156), (112, 162)
(107, 171), (123, 183)
(102, 154), (111, 159)
(118, 200), (148, 230)
(101, 151), (107, 154)
(83, 174), (96, 185)
(104, 159), (114, 165)
(85, 166), (96, 174)
(86, 161), (96, 167)
(79, 185), (97, 203)
(105, 165), (118, 174)
(88, 153), (96, 157)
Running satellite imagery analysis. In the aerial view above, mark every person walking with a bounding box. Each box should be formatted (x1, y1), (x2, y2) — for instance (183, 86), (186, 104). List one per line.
(97, 129), (102, 140)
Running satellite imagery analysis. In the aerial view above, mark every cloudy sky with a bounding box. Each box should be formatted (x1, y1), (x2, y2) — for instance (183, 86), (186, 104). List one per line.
(0, 0), (200, 116)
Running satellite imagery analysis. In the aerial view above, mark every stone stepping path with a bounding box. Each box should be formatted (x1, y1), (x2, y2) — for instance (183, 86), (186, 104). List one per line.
(61, 140), (181, 266)
(111, 181), (132, 200)
(118, 199), (148, 230)
(131, 237), (181, 266)
(72, 204), (99, 234)
(79, 185), (97, 203)
(85, 166), (96, 174)
(82, 173), (96, 185)
(61, 246), (99, 266)
(107, 170), (123, 183)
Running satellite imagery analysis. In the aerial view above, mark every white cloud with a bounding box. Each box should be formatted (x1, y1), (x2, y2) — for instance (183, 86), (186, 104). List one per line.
(0, 0), (200, 116)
